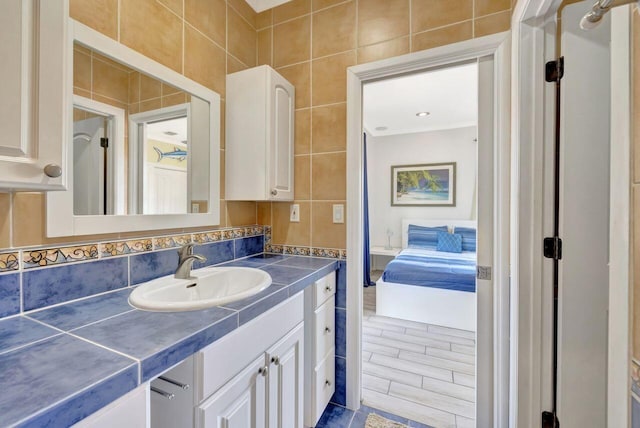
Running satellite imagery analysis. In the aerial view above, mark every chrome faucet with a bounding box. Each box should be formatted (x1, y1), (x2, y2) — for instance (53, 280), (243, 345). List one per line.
(175, 244), (206, 279)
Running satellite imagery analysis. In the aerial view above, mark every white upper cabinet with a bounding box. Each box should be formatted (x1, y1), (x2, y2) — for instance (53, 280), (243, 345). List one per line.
(0, 0), (69, 191)
(226, 66), (295, 201)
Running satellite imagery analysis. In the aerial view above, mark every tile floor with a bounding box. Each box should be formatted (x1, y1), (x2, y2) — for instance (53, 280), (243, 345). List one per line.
(360, 281), (477, 428)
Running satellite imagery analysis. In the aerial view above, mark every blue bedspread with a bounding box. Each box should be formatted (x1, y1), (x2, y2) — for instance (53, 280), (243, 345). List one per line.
(382, 248), (477, 293)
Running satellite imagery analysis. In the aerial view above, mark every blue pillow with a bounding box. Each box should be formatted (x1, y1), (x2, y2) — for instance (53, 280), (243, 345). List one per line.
(436, 231), (462, 253)
(407, 224), (448, 249)
(454, 227), (476, 252)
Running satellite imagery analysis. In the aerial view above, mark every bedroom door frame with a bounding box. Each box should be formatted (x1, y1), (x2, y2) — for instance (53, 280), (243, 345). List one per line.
(345, 31), (511, 426)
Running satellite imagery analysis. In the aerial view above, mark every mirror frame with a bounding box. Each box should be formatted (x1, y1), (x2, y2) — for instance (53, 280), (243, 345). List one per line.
(47, 19), (220, 237)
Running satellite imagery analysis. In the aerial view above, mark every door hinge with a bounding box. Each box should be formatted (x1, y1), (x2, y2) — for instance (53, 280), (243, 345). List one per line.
(543, 237), (562, 260)
(545, 57), (564, 82)
(542, 411), (559, 428)
(100, 137), (109, 148)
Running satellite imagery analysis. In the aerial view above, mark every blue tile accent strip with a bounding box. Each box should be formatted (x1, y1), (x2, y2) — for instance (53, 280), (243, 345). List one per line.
(335, 307), (346, 358)
(194, 240), (235, 268)
(331, 356), (347, 406)
(23, 257), (129, 311)
(0, 273), (20, 318)
(315, 403), (355, 428)
(0, 317), (60, 355)
(27, 289), (134, 331)
(130, 249), (179, 285)
(336, 260), (347, 309)
(0, 335), (137, 428)
(235, 235), (264, 259)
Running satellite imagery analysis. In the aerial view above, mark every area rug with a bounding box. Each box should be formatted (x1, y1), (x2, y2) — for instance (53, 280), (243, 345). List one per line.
(365, 413), (408, 428)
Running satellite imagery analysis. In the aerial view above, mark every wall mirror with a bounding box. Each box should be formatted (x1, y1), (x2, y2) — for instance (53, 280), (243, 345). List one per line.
(47, 19), (220, 236)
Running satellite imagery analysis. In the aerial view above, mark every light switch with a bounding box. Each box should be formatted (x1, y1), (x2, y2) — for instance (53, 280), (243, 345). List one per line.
(290, 204), (300, 222)
(333, 204), (344, 224)
(191, 203), (199, 213)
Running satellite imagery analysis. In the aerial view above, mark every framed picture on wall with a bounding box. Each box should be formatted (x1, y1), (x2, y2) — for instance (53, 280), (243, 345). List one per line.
(391, 162), (456, 206)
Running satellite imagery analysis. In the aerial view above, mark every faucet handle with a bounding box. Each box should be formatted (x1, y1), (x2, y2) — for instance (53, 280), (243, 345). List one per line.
(178, 243), (196, 260)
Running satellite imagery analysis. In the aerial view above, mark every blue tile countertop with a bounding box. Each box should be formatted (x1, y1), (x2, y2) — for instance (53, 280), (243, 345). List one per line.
(0, 254), (338, 427)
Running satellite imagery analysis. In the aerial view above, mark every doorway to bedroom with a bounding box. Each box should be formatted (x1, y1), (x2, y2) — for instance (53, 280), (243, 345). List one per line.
(360, 61), (480, 428)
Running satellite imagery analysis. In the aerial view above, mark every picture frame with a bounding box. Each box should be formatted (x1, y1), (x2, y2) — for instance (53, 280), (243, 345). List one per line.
(391, 162), (456, 206)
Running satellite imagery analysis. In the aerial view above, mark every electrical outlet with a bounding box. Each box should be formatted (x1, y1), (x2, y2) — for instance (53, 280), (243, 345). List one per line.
(333, 204), (344, 223)
(290, 204), (300, 222)
(191, 203), (199, 213)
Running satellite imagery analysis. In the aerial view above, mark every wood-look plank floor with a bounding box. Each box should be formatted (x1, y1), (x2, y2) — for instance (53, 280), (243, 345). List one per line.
(362, 284), (476, 428)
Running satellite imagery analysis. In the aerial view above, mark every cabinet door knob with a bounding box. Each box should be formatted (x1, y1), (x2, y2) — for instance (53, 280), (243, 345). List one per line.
(43, 164), (62, 178)
(271, 356), (280, 365)
(325, 326), (332, 333)
(325, 286), (333, 292)
(325, 380), (332, 387)
(258, 366), (269, 376)
(270, 189), (278, 196)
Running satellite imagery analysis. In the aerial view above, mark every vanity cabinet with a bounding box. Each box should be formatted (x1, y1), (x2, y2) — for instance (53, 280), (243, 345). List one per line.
(304, 272), (336, 427)
(226, 65), (295, 201)
(150, 292), (305, 428)
(0, 0), (68, 190)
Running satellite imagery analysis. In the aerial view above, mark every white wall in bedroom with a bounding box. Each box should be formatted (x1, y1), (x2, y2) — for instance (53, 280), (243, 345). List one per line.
(367, 126), (477, 248)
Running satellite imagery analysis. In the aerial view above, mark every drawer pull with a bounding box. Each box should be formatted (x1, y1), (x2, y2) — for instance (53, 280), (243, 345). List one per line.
(158, 376), (190, 390)
(151, 386), (175, 400)
(271, 356), (280, 365)
(258, 366), (269, 376)
(325, 380), (332, 387)
(325, 326), (332, 333)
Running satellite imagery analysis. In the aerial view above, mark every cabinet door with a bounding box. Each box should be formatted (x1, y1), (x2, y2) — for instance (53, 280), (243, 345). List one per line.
(267, 323), (304, 428)
(198, 354), (268, 428)
(0, 0), (68, 190)
(268, 72), (294, 201)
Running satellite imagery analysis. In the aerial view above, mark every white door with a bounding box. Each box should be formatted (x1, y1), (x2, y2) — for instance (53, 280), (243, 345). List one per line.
(267, 323), (304, 428)
(556, 3), (610, 426)
(268, 73), (295, 201)
(198, 354), (268, 428)
(73, 117), (105, 215)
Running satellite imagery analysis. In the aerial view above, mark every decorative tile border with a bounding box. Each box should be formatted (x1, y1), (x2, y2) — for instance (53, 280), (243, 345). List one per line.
(193, 231), (224, 244)
(100, 239), (153, 258)
(23, 245), (99, 269)
(153, 234), (192, 250)
(0, 252), (19, 272)
(284, 246), (311, 256)
(265, 244), (345, 260)
(263, 226), (272, 246)
(311, 248), (343, 259)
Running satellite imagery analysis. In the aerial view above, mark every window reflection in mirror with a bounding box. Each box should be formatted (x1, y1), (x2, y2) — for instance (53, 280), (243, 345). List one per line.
(72, 42), (210, 216)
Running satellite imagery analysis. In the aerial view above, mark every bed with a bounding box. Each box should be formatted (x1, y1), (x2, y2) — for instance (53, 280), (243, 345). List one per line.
(375, 219), (477, 331)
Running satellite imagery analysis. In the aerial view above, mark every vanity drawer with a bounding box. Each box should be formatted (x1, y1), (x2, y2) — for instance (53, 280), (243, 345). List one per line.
(313, 351), (335, 423)
(314, 299), (335, 365)
(313, 272), (336, 308)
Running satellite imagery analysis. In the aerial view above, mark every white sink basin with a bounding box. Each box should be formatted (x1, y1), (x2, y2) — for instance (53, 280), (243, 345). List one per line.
(129, 267), (272, 312)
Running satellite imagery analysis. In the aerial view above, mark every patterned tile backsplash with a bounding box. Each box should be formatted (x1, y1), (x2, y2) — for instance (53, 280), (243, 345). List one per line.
(0, 225), (345, 320)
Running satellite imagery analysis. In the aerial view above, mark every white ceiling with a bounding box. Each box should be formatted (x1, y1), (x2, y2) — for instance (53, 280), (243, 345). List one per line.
(147, 117), (188, 147)
(363, 62), (478, 137)
(245, 0), (291, 12)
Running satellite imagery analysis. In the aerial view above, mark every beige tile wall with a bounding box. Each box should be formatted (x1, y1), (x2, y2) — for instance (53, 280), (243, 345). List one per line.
(0, 0), (261, 250)
(255, 0), (512, 250)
